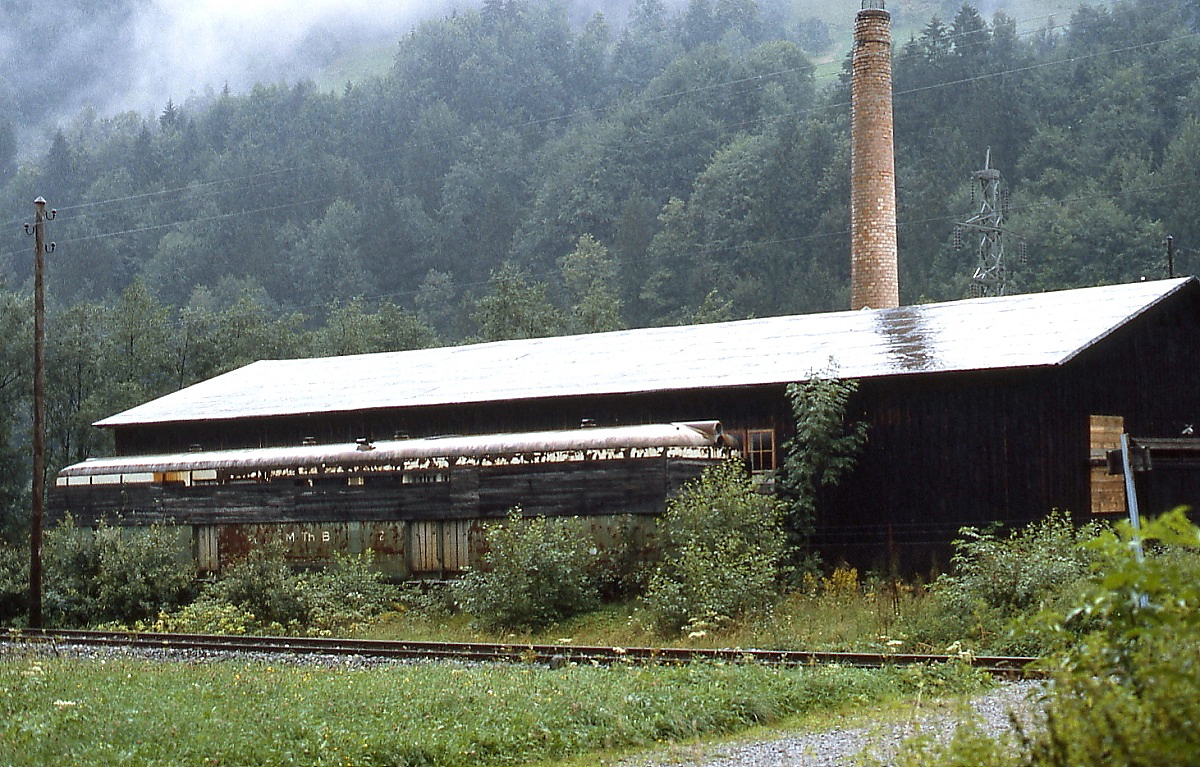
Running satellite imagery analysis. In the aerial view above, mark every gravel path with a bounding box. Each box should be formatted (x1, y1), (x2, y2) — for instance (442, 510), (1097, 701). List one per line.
(613, 679), (1044, 767)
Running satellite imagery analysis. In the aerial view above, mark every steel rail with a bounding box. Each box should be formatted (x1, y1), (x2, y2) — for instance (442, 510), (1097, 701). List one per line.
(4, 629), (1038, 675)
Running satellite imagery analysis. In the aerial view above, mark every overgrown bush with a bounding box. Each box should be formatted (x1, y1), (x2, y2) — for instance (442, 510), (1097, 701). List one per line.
(588, 513), (656, 600)
(393, 581), (455, 618)
(42, 518), (196, 627)
(300, 551), (399, 635)
(151, 599), (259, 635)
(189, 545), (397, 636)
(898, 510), (1109, 654)
(890, 509), (1200, 767)
(201, 543), (310, 631)
(643, 460), (785, 636)
(453, 508), (598, 630)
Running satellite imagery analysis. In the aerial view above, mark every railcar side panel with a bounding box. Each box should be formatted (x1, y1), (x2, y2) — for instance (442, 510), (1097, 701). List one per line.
(49, 454), (730, 579)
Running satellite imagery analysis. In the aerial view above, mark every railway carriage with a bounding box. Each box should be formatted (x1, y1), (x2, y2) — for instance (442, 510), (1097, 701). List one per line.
(50, 421), (737, 579)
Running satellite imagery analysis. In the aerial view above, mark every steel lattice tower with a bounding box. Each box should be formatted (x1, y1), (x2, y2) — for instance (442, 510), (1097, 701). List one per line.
(956, 149), (1012, 297)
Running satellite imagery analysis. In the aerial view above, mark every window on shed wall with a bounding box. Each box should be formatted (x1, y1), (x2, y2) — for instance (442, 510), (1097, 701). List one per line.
(745, 429), (776, 472)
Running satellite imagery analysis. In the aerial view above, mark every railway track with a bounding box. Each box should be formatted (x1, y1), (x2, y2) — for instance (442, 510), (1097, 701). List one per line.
(4, 629), (1038, 675)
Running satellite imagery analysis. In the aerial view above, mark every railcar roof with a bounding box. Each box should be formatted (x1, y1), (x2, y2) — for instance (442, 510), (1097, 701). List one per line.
(96, 278), (1198, 427)
(61, 421), (726, 476)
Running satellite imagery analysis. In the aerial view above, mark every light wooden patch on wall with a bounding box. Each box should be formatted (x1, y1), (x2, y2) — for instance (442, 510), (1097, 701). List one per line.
(1090, 415), (1126, 514)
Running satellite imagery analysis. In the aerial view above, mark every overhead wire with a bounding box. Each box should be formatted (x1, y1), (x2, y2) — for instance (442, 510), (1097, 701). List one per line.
(3, 5), (1096, 228)
(3, 9), (1197, 306)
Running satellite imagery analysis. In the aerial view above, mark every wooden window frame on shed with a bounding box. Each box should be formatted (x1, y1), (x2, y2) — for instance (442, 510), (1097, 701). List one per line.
(744, 428), (777, 473)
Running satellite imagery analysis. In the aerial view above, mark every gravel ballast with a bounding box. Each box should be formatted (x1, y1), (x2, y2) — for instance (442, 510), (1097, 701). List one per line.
(615, 679), (1043, 767)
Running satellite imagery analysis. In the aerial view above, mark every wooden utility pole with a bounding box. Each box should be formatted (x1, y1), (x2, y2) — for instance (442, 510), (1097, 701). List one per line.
(27, 197), (53, 628)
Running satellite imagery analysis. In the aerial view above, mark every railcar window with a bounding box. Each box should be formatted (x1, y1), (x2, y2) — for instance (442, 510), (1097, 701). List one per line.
(402, 472), (448, 484)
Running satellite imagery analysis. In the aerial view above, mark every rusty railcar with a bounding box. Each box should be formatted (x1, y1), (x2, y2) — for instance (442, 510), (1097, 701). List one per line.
(50, 421), (736, 579)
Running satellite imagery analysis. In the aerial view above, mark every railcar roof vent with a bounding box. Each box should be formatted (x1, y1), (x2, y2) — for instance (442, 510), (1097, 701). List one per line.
(580, 418), (597, 428)
(188, 444), (203, 452)
(302, 436), (317, 446)
(356, 437), (375, 451)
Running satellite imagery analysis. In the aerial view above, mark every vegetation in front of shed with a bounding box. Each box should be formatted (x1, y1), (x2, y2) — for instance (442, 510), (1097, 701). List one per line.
(153, 547), (398, 636)
(885, 508), (1200, 767)
(41, 516), (197, 627)
(452, 508), (600, 630)
(895, 510), (1112, 655)
(643, 459), (787, 635)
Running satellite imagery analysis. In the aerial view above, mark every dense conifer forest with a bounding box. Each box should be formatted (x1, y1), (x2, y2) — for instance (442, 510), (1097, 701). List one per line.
(1, 0), (1198, 534)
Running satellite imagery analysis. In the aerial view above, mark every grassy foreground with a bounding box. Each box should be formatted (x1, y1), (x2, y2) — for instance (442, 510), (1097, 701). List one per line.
(0, 653), (983, 767)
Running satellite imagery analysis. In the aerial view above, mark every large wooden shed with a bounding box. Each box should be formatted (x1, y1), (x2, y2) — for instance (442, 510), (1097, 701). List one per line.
(63, 277), (1200, 570)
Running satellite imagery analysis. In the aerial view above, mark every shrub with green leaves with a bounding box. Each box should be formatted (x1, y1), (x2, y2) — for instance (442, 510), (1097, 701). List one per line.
(899, 510), (1108, 654)
(190, 545), (396, 636)
(0, 543), (27, 625)
(42, 518), (196, 627)
(891, 509), (1200, 767)
(300, 550), (398, 635)
(156, 550), (397, 636)
(453, 508), (598, 630)
(201, 543), (310, 631)
(643, 460), (785, 635)
(150, 598), (259, 635)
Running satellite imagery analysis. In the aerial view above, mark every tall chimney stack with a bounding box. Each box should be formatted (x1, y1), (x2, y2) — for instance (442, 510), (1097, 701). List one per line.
(850, 0), (899, 310)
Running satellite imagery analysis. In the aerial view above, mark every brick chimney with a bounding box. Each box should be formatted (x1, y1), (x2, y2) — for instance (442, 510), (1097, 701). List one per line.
(850, 1), (899, 310)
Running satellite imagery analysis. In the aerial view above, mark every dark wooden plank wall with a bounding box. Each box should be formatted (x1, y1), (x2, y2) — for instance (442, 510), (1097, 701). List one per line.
(111, 388), (790, 456)
(816, 288), (1200, 570)
(814, 367), (1073, 571)
(1068, 293), (1200, 515)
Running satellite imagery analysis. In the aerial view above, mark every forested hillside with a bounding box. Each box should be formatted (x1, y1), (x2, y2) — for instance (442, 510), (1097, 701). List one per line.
(1, 0), (1199, 535)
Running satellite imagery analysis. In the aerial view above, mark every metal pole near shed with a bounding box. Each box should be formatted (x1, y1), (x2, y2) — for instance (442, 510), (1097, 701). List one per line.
(1119, 432), (1145, 564)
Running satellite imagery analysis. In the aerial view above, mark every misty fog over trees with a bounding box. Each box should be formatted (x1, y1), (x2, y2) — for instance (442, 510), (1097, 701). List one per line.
(1, 0), (1199, 536)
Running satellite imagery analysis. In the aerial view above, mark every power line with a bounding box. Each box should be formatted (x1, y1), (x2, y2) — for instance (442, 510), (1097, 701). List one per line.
(3, 6), (1124, 229)
(4, 13), (1198, 305)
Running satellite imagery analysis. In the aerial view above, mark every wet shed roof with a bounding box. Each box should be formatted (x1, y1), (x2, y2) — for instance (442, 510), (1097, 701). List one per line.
(97, 278), (1198, 428)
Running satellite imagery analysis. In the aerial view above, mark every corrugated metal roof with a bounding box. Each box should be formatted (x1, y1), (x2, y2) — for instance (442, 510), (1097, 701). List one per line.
(61, 421), (727, 476)
(96, 278), (1197, 427)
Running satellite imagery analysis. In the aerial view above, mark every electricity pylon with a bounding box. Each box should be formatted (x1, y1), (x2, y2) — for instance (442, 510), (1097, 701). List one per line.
(954, 148), (1020, 297)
